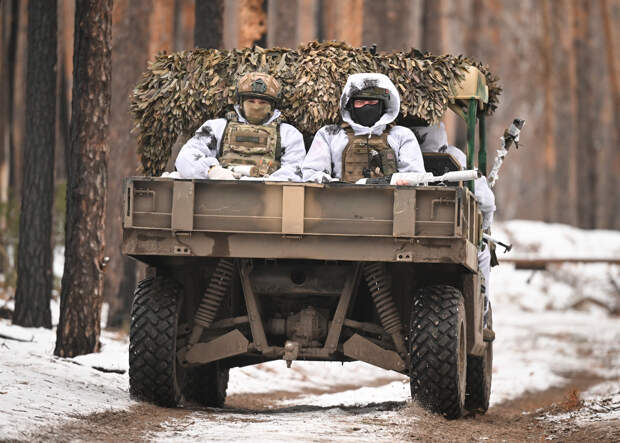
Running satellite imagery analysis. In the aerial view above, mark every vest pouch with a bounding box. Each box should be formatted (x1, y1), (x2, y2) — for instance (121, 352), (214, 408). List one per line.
(380, 149), (397, 176)
(341, 129), (397, 183)
(227, 144), (273, 156)
(220, 121), (281, 175)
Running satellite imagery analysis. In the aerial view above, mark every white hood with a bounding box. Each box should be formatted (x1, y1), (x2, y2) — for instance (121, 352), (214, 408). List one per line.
(339, 73), (401, 136)
(413, 122), (449, 152)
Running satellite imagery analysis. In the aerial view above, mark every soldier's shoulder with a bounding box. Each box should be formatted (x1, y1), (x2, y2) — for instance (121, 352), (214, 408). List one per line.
(324, 124), (344, 136)
(279, 121), (302, 132)
(389, 125), (415, 137)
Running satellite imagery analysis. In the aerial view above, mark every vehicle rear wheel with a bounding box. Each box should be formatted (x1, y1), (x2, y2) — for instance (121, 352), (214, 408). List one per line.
(409, 284), (467, 419)
(129, 276), (184, 407)
(183, 361), (230, 407)
(465, 304), (493, 413)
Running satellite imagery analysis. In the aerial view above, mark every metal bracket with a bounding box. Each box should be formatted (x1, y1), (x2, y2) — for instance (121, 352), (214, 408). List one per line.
(323, 263), (361, 354)
(343, 333), (405, 373)
(180, 329), (249, 366)
(239, 259), (269, 352)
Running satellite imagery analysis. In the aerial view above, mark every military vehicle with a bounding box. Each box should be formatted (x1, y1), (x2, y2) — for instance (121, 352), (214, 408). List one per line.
(123, 65), (494, 419)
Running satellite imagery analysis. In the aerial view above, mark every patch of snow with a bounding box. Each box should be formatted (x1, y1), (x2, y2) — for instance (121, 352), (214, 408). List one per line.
(541, 380), (620, 427)
(277, 380), (410, 407)
(152, 404), (410, 443)
(228, 360), (405, 397)
(53, 246), (64, 281)
(0, 321), (133, 440)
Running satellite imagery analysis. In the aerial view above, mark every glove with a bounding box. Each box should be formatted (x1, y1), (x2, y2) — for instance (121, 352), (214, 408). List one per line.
(161, 171), (181, 179)
(207, 165), (235, 180)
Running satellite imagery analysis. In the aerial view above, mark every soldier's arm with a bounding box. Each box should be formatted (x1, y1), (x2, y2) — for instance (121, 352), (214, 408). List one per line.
(301, 127), (335, 183)
(175, 119), (227, 178)
(474, 176), (496, 229)
(268, 124), (306, 182)
(389, 126), (426, 173)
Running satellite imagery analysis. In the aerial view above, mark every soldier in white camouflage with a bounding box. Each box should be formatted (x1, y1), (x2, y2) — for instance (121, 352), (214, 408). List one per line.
(302, 73), (425, 183)
(175, 72), (305, 181)
(413, 122), (496, 333)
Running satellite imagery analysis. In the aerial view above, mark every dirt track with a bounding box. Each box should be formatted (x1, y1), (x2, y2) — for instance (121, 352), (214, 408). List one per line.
(23, 371), (618, 443)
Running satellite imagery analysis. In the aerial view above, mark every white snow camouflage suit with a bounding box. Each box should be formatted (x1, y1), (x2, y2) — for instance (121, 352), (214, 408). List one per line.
(302, 73), (425, 183)
(413, 122), (496, 318)
(175, 106), (306, 182)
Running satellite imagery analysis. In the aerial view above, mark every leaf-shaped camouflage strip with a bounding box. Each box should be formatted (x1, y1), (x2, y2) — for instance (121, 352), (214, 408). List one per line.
(130, 41), (501, 176)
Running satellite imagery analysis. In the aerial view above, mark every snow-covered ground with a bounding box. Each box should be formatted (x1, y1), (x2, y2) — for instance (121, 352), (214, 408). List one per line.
(0, 220), (619, 440)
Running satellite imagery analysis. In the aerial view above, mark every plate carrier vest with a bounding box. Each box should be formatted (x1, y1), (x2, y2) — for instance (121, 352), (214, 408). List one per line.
(341, 125), (397, 183)
(219, 112), (282, 177)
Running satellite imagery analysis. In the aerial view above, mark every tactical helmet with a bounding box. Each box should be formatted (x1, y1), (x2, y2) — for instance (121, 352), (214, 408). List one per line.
(348, 86), (391, 108)
(236, 72), (281, 105)
(347, 86), (391, 127)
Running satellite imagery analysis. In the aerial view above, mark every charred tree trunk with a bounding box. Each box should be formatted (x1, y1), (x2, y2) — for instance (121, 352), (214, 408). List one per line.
(104, 0), (151, 328)
(55, 0), (112, 357)
(12, 0), (57, 328)
(194, 0), (223, 48)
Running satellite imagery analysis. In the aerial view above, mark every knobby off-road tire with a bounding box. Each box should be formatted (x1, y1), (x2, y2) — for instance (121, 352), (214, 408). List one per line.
(129, 276), (184, 407)
(183, 362), (230, 407)
(409, 285), (467, 419)
(465, 304), (493, 413)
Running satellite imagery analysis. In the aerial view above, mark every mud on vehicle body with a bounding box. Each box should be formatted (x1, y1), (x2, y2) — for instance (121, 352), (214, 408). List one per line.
(123, 67), (494, 419)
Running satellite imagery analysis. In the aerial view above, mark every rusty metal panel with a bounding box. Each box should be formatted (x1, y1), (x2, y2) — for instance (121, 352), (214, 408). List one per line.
(171, 181), (194, 231)
(392, 188), (416, 237)
(343, 333), (405, 372)
(281, 185), (304, 234)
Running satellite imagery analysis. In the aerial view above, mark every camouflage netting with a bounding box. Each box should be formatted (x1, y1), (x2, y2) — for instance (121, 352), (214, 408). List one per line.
(131, 41), (501, 175)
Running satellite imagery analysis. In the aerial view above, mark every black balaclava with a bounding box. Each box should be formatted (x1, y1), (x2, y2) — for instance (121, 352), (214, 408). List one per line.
(350, 101), (384, 128)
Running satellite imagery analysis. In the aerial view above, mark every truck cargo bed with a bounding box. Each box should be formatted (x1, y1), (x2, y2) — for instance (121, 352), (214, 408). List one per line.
(122, 177), (480, 269)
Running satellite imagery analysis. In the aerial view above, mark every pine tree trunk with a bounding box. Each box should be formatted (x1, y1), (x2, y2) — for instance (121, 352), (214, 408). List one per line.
(541, 0), (556, 223)
(421, 0), (444, 54)
(362, 0), (412, 51)
(12, 0), (57, 328)
(267, 0), (297, 48)
(573, 0), (597, 229)
(9, 0), (27, 203)
(0, 0), (19, 272)
(55, 0), (112, 358)
(103, 0), (151, 328)
(599, 0), (620, 229)
(553, 0), (579, 226)
(195, 0), (223, 48)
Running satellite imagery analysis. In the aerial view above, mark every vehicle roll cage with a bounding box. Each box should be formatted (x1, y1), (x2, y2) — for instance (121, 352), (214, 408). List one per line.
(447, 66), (490, 192)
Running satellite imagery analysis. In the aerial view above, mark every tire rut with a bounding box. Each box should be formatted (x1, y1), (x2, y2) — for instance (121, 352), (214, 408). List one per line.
(22, 371), (613, 442)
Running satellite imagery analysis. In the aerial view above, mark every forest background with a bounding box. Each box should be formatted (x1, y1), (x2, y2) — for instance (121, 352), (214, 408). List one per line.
(1, 0), (618, 329)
